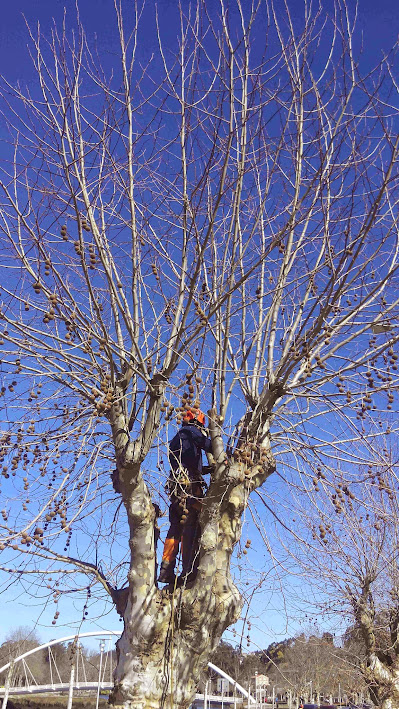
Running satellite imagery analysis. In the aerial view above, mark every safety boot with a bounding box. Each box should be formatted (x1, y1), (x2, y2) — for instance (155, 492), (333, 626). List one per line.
(158, 561), (176, 584)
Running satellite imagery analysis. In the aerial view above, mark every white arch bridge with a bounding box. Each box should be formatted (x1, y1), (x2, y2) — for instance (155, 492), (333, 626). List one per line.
(0, 630), (256, 709)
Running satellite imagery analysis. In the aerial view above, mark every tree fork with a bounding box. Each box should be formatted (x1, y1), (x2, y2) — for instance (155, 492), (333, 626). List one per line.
(110, 444), (274, 709)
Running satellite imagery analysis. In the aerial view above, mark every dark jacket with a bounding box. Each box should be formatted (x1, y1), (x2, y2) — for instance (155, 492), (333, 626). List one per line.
(168, 424), (212, 479)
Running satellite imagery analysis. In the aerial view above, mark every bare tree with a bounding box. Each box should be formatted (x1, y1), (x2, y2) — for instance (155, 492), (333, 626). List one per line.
(285, 436), (399, 709)
(0, 627), (46, 687)
(274, 632), (353, 705)
(0, 1), (398, 707)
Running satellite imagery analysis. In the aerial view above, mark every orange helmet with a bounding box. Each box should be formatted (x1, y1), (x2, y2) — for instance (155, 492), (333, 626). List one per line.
(183, 408), (206, 426)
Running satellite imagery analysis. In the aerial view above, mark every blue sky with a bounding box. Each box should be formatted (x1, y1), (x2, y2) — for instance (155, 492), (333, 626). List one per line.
(0, 0), (398, 84)
(0, 0), (398, 654)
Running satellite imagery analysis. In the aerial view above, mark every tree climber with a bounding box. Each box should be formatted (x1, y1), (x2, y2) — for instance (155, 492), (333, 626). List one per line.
(158, 409), (214, 585)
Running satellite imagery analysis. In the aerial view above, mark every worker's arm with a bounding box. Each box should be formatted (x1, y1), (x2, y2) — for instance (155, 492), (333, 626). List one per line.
(188, 426), (213, 454)
(202, 433), (215, 466)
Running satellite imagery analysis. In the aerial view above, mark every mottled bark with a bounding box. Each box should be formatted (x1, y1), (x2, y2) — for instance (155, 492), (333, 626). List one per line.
(363, 654), (399, 709)
(109, 567), (242, 709)
(354, 579), (399, 709)
(105, 382), (276, 708)
(107, 404), (275, 708)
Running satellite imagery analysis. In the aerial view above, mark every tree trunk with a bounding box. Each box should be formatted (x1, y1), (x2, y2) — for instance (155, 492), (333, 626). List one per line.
(363, 655), (399, 709)
(108, 469), (262, 708)
(109, 577), (242, 709)
(108, 401), (275, 708)
(352, 578), (399, 709)
(109, 473), (245, 709)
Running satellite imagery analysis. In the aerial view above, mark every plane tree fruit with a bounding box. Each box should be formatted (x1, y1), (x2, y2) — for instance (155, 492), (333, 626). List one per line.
(0, 2), (398, 707)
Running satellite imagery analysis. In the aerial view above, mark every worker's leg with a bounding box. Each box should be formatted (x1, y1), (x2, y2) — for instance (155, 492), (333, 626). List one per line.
(180, 495), (202, 582)
(158, 497), (182, 583)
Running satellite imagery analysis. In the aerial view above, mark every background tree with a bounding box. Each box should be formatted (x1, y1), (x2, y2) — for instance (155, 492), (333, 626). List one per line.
(285, 437), (399, 709)
(0, 628), (46, 687)
(209, 642), (241, 683)
(275, 633), (349, 704)
(211, 633), (358, 705)
(0, 1), (398, 707)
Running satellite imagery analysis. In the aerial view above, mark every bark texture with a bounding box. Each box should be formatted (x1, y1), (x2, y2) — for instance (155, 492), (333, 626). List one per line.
(110, 570), (242, 709)
(108, 471), (247, 709)
(109, 452), (274, 704)
(353, 578), (399, 709)
(107, 390), (275, 708)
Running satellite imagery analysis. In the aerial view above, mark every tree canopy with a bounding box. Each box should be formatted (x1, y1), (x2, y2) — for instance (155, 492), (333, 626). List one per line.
(0, 1), (398, 706)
